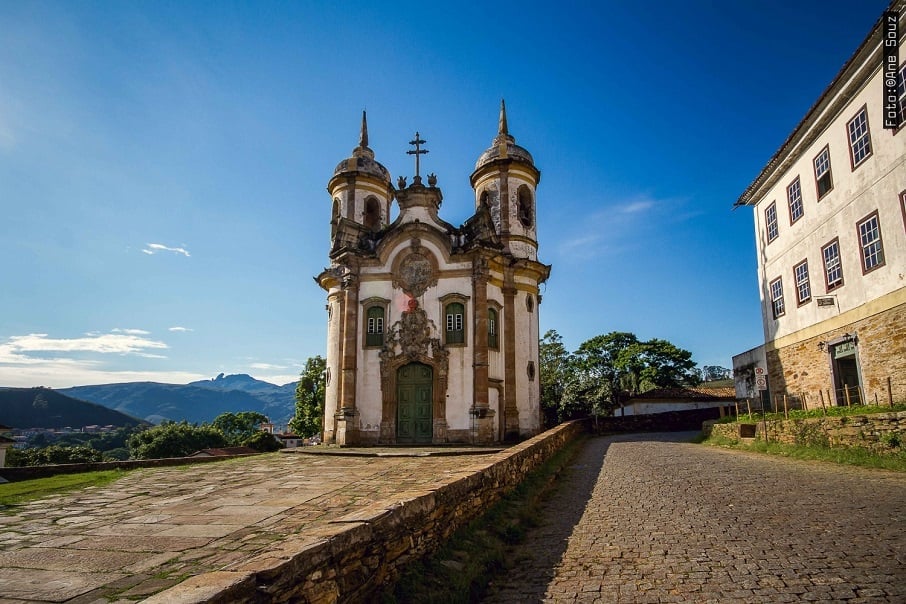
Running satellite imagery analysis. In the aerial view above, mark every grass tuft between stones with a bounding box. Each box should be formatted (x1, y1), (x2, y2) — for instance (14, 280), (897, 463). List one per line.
(378, 437), (585, 603)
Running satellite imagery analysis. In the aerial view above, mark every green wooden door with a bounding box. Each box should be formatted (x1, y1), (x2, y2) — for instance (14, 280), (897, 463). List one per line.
(397, 363), (433, 444)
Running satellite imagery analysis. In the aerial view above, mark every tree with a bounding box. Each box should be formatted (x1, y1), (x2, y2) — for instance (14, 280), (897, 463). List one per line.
(212, 411), (270, 446)
(639, 339), (700, 389)
(127, 421), (227, 459)
(539, 330), (569, 426)
(243, 430), (283, 452)
(7, 445), (106, 467)
(701, 365), (731, 381)
(289, 355), (326, 438)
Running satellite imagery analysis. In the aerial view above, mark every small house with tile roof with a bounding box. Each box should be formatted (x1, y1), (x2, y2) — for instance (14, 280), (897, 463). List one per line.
(621, 387), (737, 417)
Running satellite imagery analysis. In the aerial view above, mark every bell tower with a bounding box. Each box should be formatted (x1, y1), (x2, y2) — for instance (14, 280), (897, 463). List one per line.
(327, 112), (394, 249)
(470, 100), (541, 261)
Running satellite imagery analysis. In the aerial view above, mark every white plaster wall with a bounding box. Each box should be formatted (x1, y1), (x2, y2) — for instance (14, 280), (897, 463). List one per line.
(514, 289), (541, 434)
(431, 274), (475, 431)
(753, 39), (906, 343)
(323, 294), (342, 431)
(623, 401), (727, 416)
(732, 345), (767, 399)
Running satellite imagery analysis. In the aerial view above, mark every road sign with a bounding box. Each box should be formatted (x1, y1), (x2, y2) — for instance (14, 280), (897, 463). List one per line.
(754, 367), (766, 376)
(755, 375), (767, 390)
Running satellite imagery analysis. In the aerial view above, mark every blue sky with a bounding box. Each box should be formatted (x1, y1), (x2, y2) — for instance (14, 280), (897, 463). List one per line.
(0, 0), (891, 388)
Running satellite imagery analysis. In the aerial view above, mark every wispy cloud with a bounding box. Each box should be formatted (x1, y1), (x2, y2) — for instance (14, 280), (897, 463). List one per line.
(0, 330), (190, 388)
(142, 243), (190, 257)
(249, 362), (289, 371)
(112, 328), (151, 335)
(168, 326), (193, 332)
(620, 200), (654, 214)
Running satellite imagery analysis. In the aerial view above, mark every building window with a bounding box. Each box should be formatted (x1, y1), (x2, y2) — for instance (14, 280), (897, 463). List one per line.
(526, 295), (535, 312)
(897, 62), (906, 129)
(765, 202), (779, 243)
(445, 302), (465, 345)
(813, 146), (833, 199)
(822, 238), (843, 291)
(794, 260), (811, 305)
(769, 277), (785, 319)
(901, 190), (906, 233)
(857, 211), (885, 273)
(365, 306), (385, 347)
(363, 197), (381, 232)
(847, 106), (872, 169)
(488, 307), (499, 349)
(787, 177), (803, 223)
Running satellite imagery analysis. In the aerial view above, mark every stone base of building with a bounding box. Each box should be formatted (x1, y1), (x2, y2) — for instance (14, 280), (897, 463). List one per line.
(766, 301), (906, 408)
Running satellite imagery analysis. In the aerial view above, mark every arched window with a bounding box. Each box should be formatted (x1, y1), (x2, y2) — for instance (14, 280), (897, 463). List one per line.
(517, 186), (533, 228)
(365, 306), (385, 347)
(331, 198), (340, 238)
(364, 197), (381, 232)
(445, 302), (465, 345)
(488, 307), (499, 349)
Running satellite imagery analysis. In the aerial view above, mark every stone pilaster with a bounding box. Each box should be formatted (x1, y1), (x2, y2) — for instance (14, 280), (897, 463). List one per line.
(336, 268), (359, 445)
(471, 256), (495, 443)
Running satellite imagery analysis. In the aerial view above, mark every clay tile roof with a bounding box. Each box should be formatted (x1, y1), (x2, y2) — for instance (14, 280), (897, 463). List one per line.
(630, 387), (737, 401)
(189, 446), (258, 457)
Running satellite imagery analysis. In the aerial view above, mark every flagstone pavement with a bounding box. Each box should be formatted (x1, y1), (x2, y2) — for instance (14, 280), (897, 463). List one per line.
(0, 447), (501, 603)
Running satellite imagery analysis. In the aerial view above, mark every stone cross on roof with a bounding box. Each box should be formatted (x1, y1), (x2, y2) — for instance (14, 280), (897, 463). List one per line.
(406, 132), (428, 183)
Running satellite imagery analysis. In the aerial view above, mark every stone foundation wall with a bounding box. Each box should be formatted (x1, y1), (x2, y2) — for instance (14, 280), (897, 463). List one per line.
(593, 407), (725, 434)
(144, 420), (587, 604)
(767, 302), (906, 408)
(705, 411), (906, 453)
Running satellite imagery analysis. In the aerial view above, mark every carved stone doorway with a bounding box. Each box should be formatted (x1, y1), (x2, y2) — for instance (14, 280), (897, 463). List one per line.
(397, 363), (434, 444)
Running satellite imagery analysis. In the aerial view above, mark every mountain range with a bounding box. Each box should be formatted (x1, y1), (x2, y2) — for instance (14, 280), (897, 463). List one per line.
(0, 387), (147, 429)
(58, 373), (297, 426)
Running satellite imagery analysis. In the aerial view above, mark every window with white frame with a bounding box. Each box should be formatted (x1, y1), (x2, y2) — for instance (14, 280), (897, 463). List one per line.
(813, 146), (833, 199)
(822, 238), (843, 291)
(769, 277), (785, 318)
(365, 306), (385, 347)
(794, 260), (811, 305)
(847, 106), (872, 168)
(765, 202), (778, 243)
(787, 177), (803, 223)
(488, 307), (499, 349)
(857, 211), (884, 273)
(445, 302), (465, 345)
(898, 62), (906, 128)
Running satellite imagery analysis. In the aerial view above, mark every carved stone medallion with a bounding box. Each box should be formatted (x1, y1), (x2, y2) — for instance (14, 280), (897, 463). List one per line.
(395, 252), (436, 297)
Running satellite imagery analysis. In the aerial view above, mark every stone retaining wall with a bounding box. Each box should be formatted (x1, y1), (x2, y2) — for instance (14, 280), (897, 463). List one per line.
(143, 419), (587, 604)
(0, 453), (259, 482)
(592, 407), (724, 434)
(704, 411), (906, 453)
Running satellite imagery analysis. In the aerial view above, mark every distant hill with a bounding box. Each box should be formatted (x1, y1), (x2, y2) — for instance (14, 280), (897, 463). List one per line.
(60, 374), (297, 425)
(0, 387), (147, 429)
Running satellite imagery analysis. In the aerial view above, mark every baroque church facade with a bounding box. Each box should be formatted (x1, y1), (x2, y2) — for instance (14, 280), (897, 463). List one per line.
(316, 103), (550, 446)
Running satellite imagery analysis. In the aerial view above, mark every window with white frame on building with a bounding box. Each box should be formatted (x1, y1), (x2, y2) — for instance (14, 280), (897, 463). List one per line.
(898, 62), (906, 128)
(822, 238), (844, 291)
(794, 260), (811, 305)
(445, 302), (465, 345)
(769, 277), (785, 318)
(765, 201), (778, 242)
(365, 306), (385, 347)
(813, 145), (833, 199)
(857, 211), (885, 273)
(787, 176), (803, 223)
(488, 307), (499, 349)
(847, 106), (872, 168)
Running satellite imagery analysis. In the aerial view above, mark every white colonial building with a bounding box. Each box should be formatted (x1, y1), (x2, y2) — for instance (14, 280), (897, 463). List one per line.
(317, 103), (550, 446)
(735, 2), (905, 409)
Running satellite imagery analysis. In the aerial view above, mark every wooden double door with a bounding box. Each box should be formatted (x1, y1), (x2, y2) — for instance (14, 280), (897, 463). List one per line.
(397, 363), (433, 444)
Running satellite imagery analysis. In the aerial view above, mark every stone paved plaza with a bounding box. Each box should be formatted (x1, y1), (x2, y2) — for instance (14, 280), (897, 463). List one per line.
(0, 448), (500, 603)
(484, 433), (906, 603)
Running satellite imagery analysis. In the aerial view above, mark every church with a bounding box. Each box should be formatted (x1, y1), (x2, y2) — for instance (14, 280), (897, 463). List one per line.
(316, 102), (550, 446)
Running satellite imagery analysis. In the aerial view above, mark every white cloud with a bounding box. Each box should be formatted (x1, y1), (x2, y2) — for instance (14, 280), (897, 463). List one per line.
(620, 200), (654, 214)
(0, 363), (207, 389)
(2, 332), (167, 355)
(249, 362), (289, 371)
(168, 326), (193, 332)
(142, 243), (190, 257)
(112, 328), (151, 335)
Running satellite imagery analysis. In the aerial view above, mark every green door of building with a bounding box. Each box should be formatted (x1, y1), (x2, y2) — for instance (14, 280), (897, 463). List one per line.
(397, 363), (433, 444)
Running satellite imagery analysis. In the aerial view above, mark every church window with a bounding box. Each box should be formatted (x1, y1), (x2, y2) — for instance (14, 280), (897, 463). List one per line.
(517, 186), (533, 228)
(488, 308), (499, 349)
(331, 198), (340, 238)
(363, 197), (381, 232)
(527, 361), (536, 381)
(445, 302), (465, 345)
(813, 146), (833, 200)
(526, 295), (534, 313)
(326, 368), (331, 386)
(365, 305), (385, 347)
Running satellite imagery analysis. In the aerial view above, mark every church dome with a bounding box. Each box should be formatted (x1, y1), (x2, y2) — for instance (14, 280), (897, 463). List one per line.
(474, 100), (535, 171)
(333, 112), (391, 183)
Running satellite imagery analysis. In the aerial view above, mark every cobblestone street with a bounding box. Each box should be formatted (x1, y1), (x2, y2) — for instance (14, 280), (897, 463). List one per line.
(483, 433), (906, 603)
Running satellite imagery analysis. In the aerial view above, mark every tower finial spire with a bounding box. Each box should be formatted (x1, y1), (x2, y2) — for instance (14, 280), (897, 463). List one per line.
(359, 110), (369, 148)
(498, 98), (508, 136)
